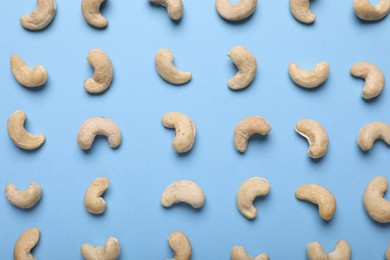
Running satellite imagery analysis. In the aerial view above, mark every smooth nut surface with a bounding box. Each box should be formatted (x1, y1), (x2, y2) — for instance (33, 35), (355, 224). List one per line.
(364, 176), (390, 223)
(5, 183), (42, 209)
(227, 45), (257, 90)
(216, 0), (257, 21)
(167, 231), (191, 260)
(155, 48), (192, 85)
(14, 228), (40, 260)
(82, 0), (108, 28)
(307, 240), (351, 260)
(353, 0), (390, 21)
(295, 119), (328, 159)
(150, 0), (184, 20)
(357, 122), (390, 151)
(84, 177), (109, 215)
(231, 246), (270, 260)
(20, 0), (56, 30)
(10, 54), (48, 88)
(161, 180), (205, 209)
(234, 116), (271, 153)
(289, 62), (330, 88)
(84, 49), (114, 94)
(290, 0), (316, 24)
(81, 237), (120, 260)
(162, 112), (196, 153)
(351, 62), (385, 99)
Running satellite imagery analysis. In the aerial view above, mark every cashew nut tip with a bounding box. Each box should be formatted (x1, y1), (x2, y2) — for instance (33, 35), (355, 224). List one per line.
(84, 177), (109, 214)
(296, 184), (336, 221)
(364, 176), (390, 223)
(234, 116), (271, 153)
(161, 180), (205, 209)
(155, 49), (192, 85)
(357, 122), (390, 151)
(5, 183), (42, 209)
(216, 0), (257, 21)
(77, 117), (122, 150)
(8, 110), (45, 150)
(353, 0), (390, 20)
(307, 240), (351, 260)
(162, 112), (196, 153)
(150, 0), (184, 20)
(290, 0), (316, 23)
(84, 49), (114, 94)
(350, 62), (385, 99)
(20, 0), (56, 30)
(231, 246), (270, 260)
(82, 0), (108, 28)
(295, 119), (328, 159)
(14, 228), (40, 260)
(289, 62), (330, 88)
(167, 231), (191, 260)
(227, 46), (257, 90)
(81, 237), (120, 260)
(10, 54), (48, 88)
(386, 246), (390, 260)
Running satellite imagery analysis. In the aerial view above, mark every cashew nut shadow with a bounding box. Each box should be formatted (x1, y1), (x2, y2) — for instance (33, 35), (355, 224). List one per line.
(20, 0), (56, 30)
(307, 240), (351, 260)
(14, 228), (40, 260)
(81, 237), (120, 260)
(84, 49), (114, 94)
(6, 183), (42, 209)
(350, 62), (385, 100)
(167, 231), (192, 260)
(353, 0), (390, 21)
(84, 177), (109, 215)
(10, 54), (48, 88)
(216, 0), (257, 22)
(289, 62), (330, 88)
(364, 176), (390, 223)
(162, 112), (196, 153)
(161, 180), (205, 209)
(227, 46), (257, 90)
(357, 122), (390, 151)
(82, 0), (108, 28)
(155, 49), (192, 85)
(231, 246), (270, 260)
(295, 119), (328, 159)
(234, 116), (271, 153)
(150, 0), (184, 21)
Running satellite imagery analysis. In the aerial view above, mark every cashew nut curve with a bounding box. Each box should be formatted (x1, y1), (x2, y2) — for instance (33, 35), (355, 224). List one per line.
(364, 176), (390, 223)
(77, 117), (122, 150)
(290, 0), (316, 24)
(161, 180), (205, 209)
(386, 246), (390, 260)
(162, 112), (196, 153)
(216, 0), (257, 21)
(84, 49), (114, 94)
(289, 62), (330, 88)
(295, 119), (328, 159)
(231, 246), (270, 260)
(84, 177), (109, 214)
(155, 49), (192, 85)
(6, 183), (42, 209)
(10, 54), (48, 88)
(150, 0), (183, 21)
(20, 0), (56, 30)
(307, 240), (351, 260)
(350, 62), (385, 99)
(81, 237), (120, 260)
(357, 122), (390, 151)
(353, 0), (390, 21)
(82, 0), (108, 28)
(14, 228), (40, 260)
(8, 110), (45, 150)
(167, 231), (191, 260)
(234, 116), (271, 153)
(227, 46), (257, 90)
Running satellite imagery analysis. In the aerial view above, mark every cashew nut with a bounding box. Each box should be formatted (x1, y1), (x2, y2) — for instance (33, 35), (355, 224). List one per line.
(350, 62), (385, 100)
(82, 0), (108, 28)
(162, 112), (196, 153)
(289, 0), (316, 24)
(386, 246), (390, 260)
(14, 228), (40, 260)
(150, 0), (183, 21)
(5, 183), (42, 209)
(84, 49), (114, 94)
(161, 180), (205, 209)
(10, 54), (48, 88)
(357, 122), (390, 151)
(155, 49), (192, 85)
(77, 117), (122, 150)
(288, 62), (330, 88)
(363, 176), (390, 223)
(216, 0), (257, 21)
(353, 0), (390, 21)
(307, 240), (351, 260)
(20, 0), (56, 30)
(227, 46), (257, 90)
(81, 237), (120, 260)
(234, 116), (271, 153)
(84, 177), (109, 215)
(167, 231), (191, 260)
(295, 119), (329, 159)
(231, 246), (269, 260)
(8, 110), (45, 150)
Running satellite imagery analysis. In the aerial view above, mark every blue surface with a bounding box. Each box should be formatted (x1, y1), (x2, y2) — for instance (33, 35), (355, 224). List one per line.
(0, 0), (390, 259)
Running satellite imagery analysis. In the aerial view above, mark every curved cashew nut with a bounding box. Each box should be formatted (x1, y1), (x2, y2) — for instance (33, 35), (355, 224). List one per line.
(357, 122), (390, 151)
(20, 0), (56, 30)
(234, 116), (271, 153)
(14, 228), (40, 260)
(81, 237), (120, 260)
(84, 49), (114, 94)
(161, 180), (205, 209)
(155, 49), (192, 85)
(5, 183), (42, 209)
(231, 246), (270, 260)
(150, 0), (183, 21)
(82, 0), (108, 28)
(295, 119), (329, 159)
(290, 0), (316, 24)
(353, 0), (390, 21)
(77, 117), (122, 150)
(350, 62), (385, 99)
(364, 176), (390, 223)
(84, 177), (109, 214)
(307, 240), (351, 260)
(162, 112), (196, 153)
(227, 46), (257, 90)
(289, 62), (330, 88)
(10, 54), (48, 88)
(216, 0), (257, 21)
(8, 110), (45, 150)
(386, 246), (390, 260)
(167, 231), (191, 260)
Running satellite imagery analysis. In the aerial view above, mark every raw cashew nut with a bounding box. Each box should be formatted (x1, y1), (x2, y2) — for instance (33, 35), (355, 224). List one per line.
(161, 180), (205, 209)
(155, 49), (192, 85)
(231, 246), (270, 260)
(227, 46), (257, 90)
(353, 0), (390, 21)
(8, 110), (45, 150)
(363, 176), (390, 223)
(150, 0), (183, 21)
(290, 0), (316, 24)
(296, 184), (336, 221)
(357, 122), (390, 151)
(82, 0), (108, 28)
(84, 177), (109, 214)
(77, 117), (122, 150)
(10, 54), (48, 88)
(307, 240), (351, 260)
(350, 62), (385, 99)
(234, 116), (271, 153)
(81, 237), (120, 260)
(289, 62), (330, 88)
(162, 112), (196, 153)
(386, 246), (390, 260)
(20, 0), (56, 30)
(216, 0), (257, 21)
(295, 119), (329, 159)
(167, 231), (191, 260)
(84, 49), (114, 94)
(14, 228), (40, 260)
(5, 183), (42, 209)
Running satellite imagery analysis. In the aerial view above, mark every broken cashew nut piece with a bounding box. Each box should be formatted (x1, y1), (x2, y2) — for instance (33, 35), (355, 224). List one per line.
(227, 46), (257, 90)
(10, 54), (48, 88)
(307, 240), (351, 260)
(161, 180), (205, 209)
(216, 0), (257, 21)
(20, 0), (56, 30)
(5, 183), (42, 209)
(364, 176), (390, 223)
(289, 62), (330, 88)
(14, 228), (40, 260)
(81, 237), (120, 260)
(350, 62), (385, 99)
(353, 0), (390, 21)
(231, 246), (270, 260)
(155, 49), (192, 85)
(82, 0), (108, 28)
(84, 177), (109, 215)
(357, 122), (390, 151)
(167, 231), (191, 260)
(162, 112), (196, 153)
(234, 116), (271, 153)
(84, 49), (114, 94)
(290, 0), (316, 24)
(150, 0), (184, 21)
(295, 119), (329, 159)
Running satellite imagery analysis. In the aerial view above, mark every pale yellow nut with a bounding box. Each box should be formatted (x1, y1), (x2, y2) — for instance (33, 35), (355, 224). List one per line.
(216, 0), (257, 21)
(10, 54), (48, 88)
(82, 0), (108, 28)
(386, 246), (390, 260)
(231, 246), (270, 260)
(363, 176), (390, 223)
(307, 240), (351, 260)
(234, 116), (271, 153)
(81, 237), (120, 260)
(155, 49), (192, 85)
(295, 119), (328, 159)
(353, 0), (390, 21)
(357, 122), (390, 151)
(289, 62), (330, 88)
(167, 231), (191, 260)
(227, 46), (257, 90)
(84, 49), (114, 94)
(14, 228), (40, 260)
(84, 177), (109, 215)
(290, 0), (316, 24)
(162, 112), (196, 153)
(5, 183), (42, 209)
(20, 0), (56, 30)
(150, 0), (184, 20)
(350, 62), (385, 99)
(161, 180), (205, 209)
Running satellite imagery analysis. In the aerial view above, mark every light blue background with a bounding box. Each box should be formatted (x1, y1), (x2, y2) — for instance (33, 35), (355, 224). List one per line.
(0, 0), (389, 259)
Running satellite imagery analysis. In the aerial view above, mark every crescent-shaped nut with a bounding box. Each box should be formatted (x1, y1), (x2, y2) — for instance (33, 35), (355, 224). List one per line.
(10, 54), (48, 88)
(289, 62), (330, 88)
(386, 246), (390, 260)
(84, 177), (109, 215)
(81, 237), (120, 260)
(234, 116), (271, 153)
(84, 49), (114, 94)
(307, 240), (351, 260)
(353, 0), (390, 21)
(231, 246), (270, 260)
(14, 228), (40, 260)
(227, 46), (257, 90)
(295, 119), (328, 159)
(150, 0), (184, 20)
(5, 183), (42, 209)
(290, 0), (316, 24)
(357, 122), (390, 151)
(82, 0), (108, 28)
(167, 231), (191, 260)
(363, 176), (390, 223)
(216, 0), (257, 21)
(20, 0), (56, 30)
(77, 117), (122, 150)
(162, 112), (196, 153)
(7, 110), (46, 150)
(350, 62), (385, 99)
(161, 180), (205, 209)
(155, 49), (192, 85)
(295, 184), (336, 221)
